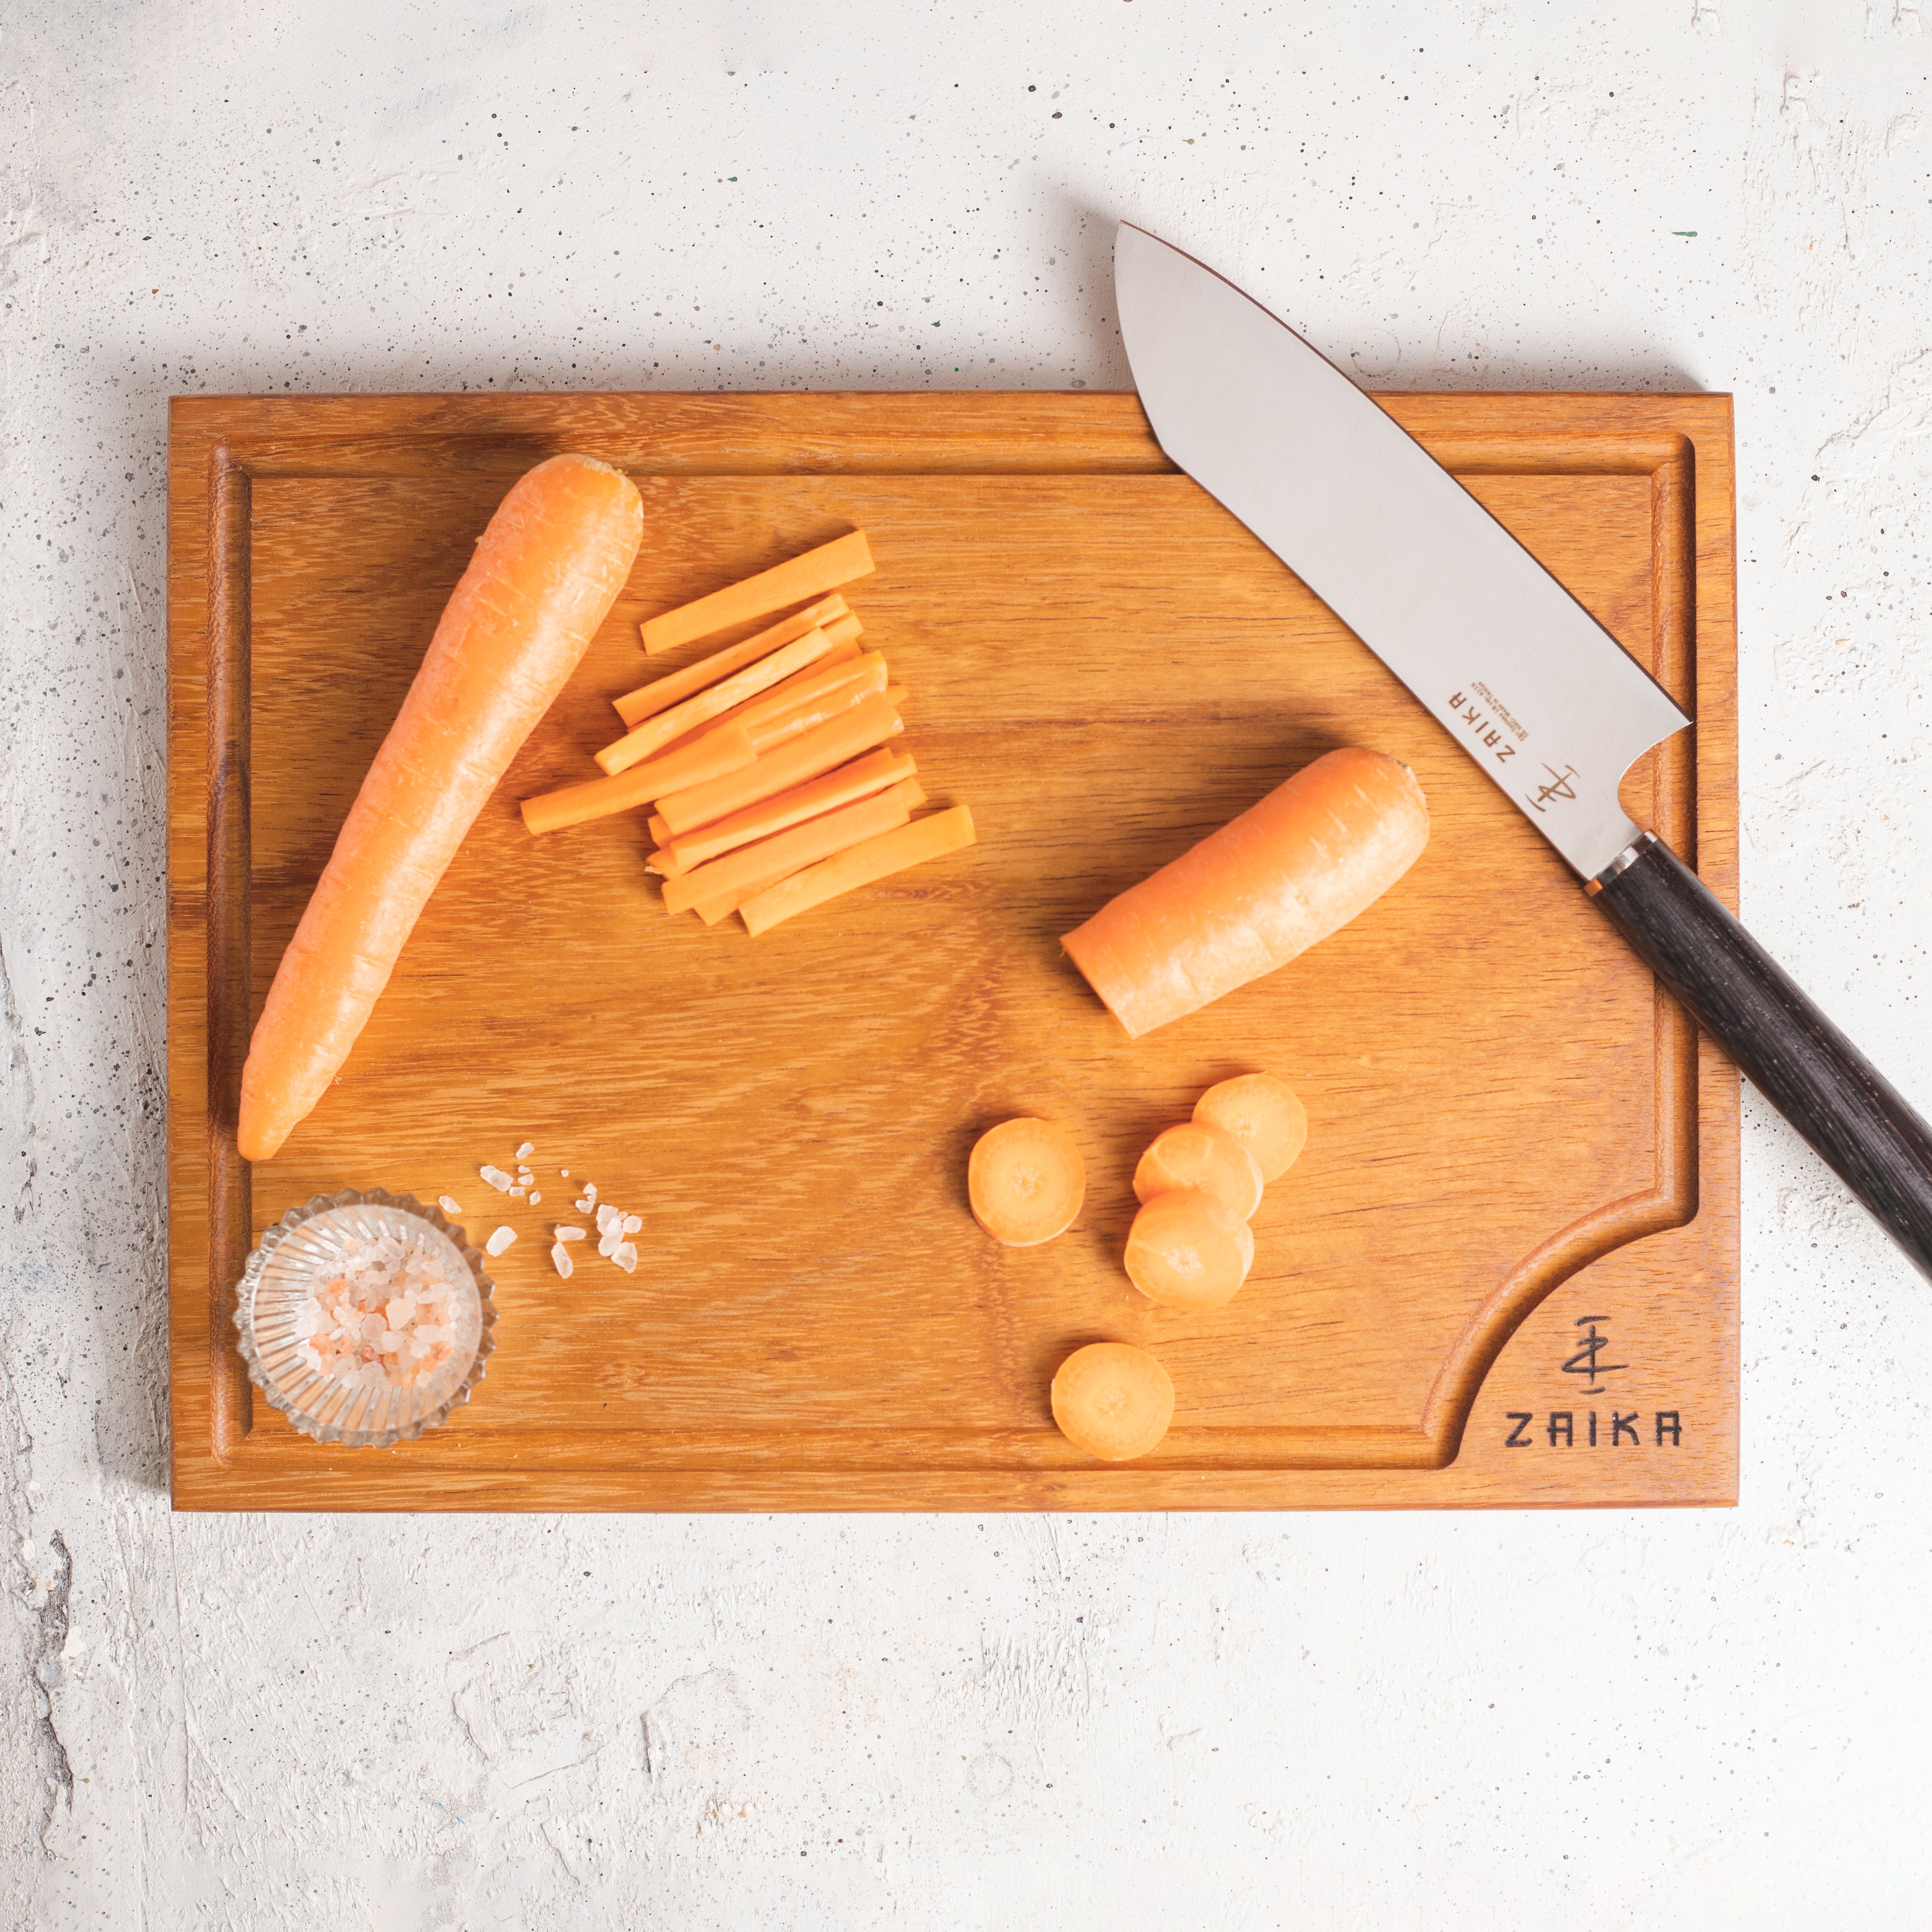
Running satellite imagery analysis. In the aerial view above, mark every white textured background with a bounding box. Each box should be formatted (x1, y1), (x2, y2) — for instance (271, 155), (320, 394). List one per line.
(6, 2), (1932, 1925)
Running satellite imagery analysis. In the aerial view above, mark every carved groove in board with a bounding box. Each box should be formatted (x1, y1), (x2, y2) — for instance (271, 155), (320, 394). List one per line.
(1422, 442), (1701, 1467)
(206, 447), (253, 1459)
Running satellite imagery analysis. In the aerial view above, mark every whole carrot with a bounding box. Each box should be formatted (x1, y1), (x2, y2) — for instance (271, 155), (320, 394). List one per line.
(237, 454), (644, 1162)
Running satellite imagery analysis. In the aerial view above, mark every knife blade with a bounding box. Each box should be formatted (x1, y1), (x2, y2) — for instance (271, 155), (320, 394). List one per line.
(1115, 219), (1932, 1281)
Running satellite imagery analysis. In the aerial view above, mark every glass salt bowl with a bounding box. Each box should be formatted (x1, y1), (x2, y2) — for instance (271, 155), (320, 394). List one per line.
(234, 1188), (498, 1447)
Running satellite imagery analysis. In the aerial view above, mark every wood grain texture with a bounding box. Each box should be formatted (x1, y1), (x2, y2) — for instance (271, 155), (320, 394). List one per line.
(165, 391), (1738, 1511)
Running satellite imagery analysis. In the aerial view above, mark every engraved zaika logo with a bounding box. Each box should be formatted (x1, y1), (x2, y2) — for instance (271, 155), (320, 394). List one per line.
(1560, 1315), (1627, 1394)
(1502, 1314), (1683, 1450)
(1526, 762), (1579, 814)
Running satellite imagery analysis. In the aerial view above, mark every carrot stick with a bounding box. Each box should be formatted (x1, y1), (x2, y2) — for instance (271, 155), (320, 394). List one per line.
(647, 812), (672, 845)
(237, 454), (644, 1162)
(611, 595), (848, 728)
(641, 530), (874, 655)
(660, 779), (918, 916)
(655, 691), (904, 839)
(1194, 1073), (1307, 1182)
(688, 773), (920, 925)
(655, 748), (915, 873)
(596, 623), (844, 775)
(969, 1118), (1085, 1246)
(1061, 747), (1429, 1040)
(741, 657), (888, 755)
(521, 723), (755, 837)
(1051, 1343), (1174, 1461)
(684, 779), (928, 921)
(1124, 1190), (1254, 1310)
(637, 636), (868, 767)
(739, 804), (976, 937)
(885, 683), (908, 706)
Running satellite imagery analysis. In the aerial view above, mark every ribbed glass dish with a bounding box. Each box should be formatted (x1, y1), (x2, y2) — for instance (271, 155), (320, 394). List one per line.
(234, 1188), (498, 1447)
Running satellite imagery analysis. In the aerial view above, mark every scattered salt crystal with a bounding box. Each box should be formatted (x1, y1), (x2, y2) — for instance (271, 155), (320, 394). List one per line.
(527, 1191), (541, 1206)
(554, 1225), (586, 1242)
(597, 1223), (622, 1258)
(551, 1242), (574, 1279)
(610, 1241), (639, 1274)
(595, 1203), (620, 1233)
(485, 1226), (516, 1257)
(509, 1186), (526, 1198)
(622, 1214), (642, 1235)
(581, 1182), (597, 1204)
(516, 1141), (535, 1160)
(560, 1169), (570, 1178)
(480, 1165), (514, 1192)
(573, 1198), (594, 1214)
(438, 1195), (464, 1216)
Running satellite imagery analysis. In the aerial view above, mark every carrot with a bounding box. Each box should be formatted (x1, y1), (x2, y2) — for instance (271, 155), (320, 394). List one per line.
(238, 454), (644, 1161)
(1194, 1073), (1307, 1182)
(735, 653), (887, 754)
(660, 780), (922, 916)
(885, 683), (908, 706)
(641, 529), (874, 655)
(1124, 1190), (1254, 1310)
(596, 623), (844, 775)
(1133, 1122), (1264, 1221)
(740, 804), (976, 937)
(655, 690), (904, 838)
(1050, 1342), (1175, 1461)
(968, 1117), (1086, 1246)
(521, 723), (756, 837)
(1062, 747), (1429, 1039)
(611, 595), (849, 728)
(653, 748), (916, 874)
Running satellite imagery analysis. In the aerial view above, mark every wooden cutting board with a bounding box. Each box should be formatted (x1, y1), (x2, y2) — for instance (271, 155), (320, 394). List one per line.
(166, 391), (1738, 1511)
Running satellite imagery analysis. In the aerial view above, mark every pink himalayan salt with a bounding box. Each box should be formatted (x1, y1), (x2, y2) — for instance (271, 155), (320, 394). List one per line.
(291, 1229), (467, 1394)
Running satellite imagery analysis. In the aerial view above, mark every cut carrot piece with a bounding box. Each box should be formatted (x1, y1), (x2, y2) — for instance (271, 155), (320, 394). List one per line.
(1062, 747), (1430, 1039)
(656, 691), (904, 838)
(521, 724), (756, 837)
(641, 530), (874, 655)
(657, 748), (916, 873)
(1194, 1074), (1307, 1182)
(611, 595), (848, 728)
(1133, 1122), (1265, 1221)
(641, 642), (872, 769)
(885, 683), (908, 705)
(740, 804), (976, 937)
(968, 1118), (1085, 1246)
(647, 812), (671, 845)
(1051, 1342), (1174, 1462)
(661, 780), (920, 916)
(597, 624), (844, 775)
(738, 654), (887, 753)
(238, 454), (644, 1162)
(1124, 1190), (1254, 1310)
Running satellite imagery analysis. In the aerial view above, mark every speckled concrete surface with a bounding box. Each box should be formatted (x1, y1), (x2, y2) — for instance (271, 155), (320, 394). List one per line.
(5, 3), (1932, 1926)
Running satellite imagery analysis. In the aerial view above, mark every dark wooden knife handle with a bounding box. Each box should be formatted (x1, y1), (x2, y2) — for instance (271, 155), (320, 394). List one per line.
(1592, 831), (1932, 1281)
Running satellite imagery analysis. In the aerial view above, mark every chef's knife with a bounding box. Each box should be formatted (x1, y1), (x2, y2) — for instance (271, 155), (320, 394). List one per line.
(1115, 219), (1932, 1281)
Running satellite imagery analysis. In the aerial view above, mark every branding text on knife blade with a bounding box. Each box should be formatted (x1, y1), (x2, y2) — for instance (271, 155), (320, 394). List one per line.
(1446, 690), (1519, 767)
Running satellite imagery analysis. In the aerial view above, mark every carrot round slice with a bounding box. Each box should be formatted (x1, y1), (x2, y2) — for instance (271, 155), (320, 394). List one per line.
(1124, 1190), (1254, 1310)
(968, 1118), (1086, 1246)
(1132, 1121), (1264, 1220)
(1050, 1342), (1175, 1462)
(1194, 1073), (1308, 1182)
